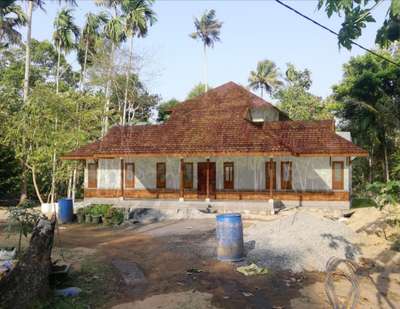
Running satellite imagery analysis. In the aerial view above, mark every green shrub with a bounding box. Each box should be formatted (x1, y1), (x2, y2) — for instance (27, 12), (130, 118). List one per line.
(366, 181), (400, 209)
(87, 204), (112, 216)
(104, 208), (124, 226)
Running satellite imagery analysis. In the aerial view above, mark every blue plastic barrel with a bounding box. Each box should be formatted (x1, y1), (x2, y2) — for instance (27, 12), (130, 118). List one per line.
(216, 213), (244, 262)
(58, 198), (73, 224)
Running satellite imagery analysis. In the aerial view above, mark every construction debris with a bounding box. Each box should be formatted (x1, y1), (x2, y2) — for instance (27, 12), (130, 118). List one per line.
(55, 287), (82, 297)
(236, 263), (268, 276)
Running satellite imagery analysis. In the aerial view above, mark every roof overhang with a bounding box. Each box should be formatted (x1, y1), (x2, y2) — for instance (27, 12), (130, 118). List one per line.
(60, 150), (368, 160)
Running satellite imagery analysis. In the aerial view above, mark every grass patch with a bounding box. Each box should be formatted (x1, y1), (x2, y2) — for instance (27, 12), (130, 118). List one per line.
(36, 257), (119, 309)
(351, 198), (376, 209)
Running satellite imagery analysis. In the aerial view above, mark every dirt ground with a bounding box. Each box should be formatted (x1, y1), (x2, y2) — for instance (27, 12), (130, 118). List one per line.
(1, 207), (400, 308)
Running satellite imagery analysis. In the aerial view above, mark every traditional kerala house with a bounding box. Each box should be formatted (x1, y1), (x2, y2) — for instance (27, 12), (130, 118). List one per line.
(62, 82), (367, 209)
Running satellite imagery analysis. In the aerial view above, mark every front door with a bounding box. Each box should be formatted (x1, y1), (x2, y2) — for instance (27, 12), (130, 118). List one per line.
(197, 162), (216, 197)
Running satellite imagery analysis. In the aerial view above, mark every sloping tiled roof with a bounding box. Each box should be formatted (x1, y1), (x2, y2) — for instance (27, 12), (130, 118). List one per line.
(62, 82), (367, 159)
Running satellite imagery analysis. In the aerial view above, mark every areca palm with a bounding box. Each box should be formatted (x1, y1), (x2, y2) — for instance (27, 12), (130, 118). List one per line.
(23, 0), (76, 103)
(53, 7), (79, 94)
(121, 0), (156, 125)
(17, 0), (75, 204)
(102, 15), (126, 134)
(79, 12), (108, 91)
(248, 60), (283, 98)
(0, 2), (27, 49)
(50, 7), (79, 205)
(190, 9), (222, 92)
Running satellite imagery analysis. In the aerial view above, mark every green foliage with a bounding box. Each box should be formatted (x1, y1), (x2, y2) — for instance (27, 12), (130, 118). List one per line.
(187, 83), (212, 99)
(6, 202), (41, 254)
(366, 181), (400, 209)
(104, 207), (124, 225)
(190, 9), (222, 48)
(351, 197), (376, 209)
(333, 49), (400, 185)
(157, 98), (180, 122)
(275, 63), (333, 120)
(53, 8), (80, 53)
(317, 0), (400, 49)
(86, 204), (112, 216)
(0, 145), (21, 199)
(248, 59), (283, 98)
(0, 2), (26, 49)
(110, 73), (160, 124)
(122, 0), (157, 38)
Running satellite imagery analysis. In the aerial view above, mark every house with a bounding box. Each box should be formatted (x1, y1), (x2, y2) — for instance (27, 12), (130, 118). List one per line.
(62, 82), (368, 209)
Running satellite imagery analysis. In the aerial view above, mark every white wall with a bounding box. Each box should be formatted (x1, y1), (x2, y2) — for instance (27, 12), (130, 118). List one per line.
(85, 156), (350, 192)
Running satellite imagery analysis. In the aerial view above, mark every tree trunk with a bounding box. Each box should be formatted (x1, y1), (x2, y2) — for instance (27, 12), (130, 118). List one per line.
(50, 117), (58, 205)
(67, 170), (72, 198)
(23, 1), (33, 104)
(19, 1), (33, 204)
(19, 161), (28, 204)
(72, 165), (77, 201)
(122, 37), (134, 126)
(383, 142), (390, 182)
(79, 38), (89, 92)
(203, 44), (208, 92)
(0, 216), (57, 309)
(56, 42), (61, 94)
(30, 165), (44, 205)
(102, 41), (115, 136)
(368, 155), (373, 183)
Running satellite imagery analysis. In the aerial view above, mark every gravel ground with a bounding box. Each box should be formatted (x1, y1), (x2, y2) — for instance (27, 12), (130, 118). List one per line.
(244, 211), (361, 272)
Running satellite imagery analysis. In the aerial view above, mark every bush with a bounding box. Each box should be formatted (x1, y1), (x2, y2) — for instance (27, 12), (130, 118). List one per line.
(86, 204), (112, 217)
(366, 181), (400, 209)
(104, 208), (124, 226)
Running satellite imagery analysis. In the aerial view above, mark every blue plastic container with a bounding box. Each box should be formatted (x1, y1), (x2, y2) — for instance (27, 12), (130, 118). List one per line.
(58, 198), (73, 224)
(216, 213), (244, 262)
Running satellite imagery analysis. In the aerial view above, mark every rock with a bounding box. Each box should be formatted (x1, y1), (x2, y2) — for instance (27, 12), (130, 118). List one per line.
(112, 259), (146, 286)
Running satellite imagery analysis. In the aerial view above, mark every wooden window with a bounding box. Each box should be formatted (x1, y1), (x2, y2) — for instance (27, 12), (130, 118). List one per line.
(88, 163), (97, 188)
(332, 161), (344, 190)
(183, 162), (193, 189)
(156, 162), (166, 189)
(223, 162), (234, 190)
(125, 163), (135, 189)
(281, 161), (292, 190)
(265, 161), (277, 190)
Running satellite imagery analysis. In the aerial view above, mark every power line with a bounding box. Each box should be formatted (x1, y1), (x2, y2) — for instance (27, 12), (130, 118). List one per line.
(275, 0), (400, 68)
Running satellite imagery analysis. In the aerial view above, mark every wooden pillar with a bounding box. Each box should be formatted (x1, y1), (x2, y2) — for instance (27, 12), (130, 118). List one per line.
(179, 158), (184, 201)
(269, 158), (273, 198)
(120, 159), (124, 199)
(206, 158), (210, 201)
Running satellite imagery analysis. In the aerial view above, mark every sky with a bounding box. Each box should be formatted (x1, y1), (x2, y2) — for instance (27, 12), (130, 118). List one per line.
(22, 0), (390, 103)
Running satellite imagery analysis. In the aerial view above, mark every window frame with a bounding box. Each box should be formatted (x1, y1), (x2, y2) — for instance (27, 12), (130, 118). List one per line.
(280, 161), (292, 190)
(183, 162), (193, 189)
(265, 161), (277, 190)
(156, 162), (166, 189)
(88, 162), (97, 189)
(332, 161), (344, 190)
(125, 163), (135, 189)
(223, 162), (234, 190)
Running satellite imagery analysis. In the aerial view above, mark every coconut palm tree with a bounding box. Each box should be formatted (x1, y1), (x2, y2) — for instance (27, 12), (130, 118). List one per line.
(53, 7), (79, 94)
(0, 2), (27, 49)
(121, 0), (156, 125)
(190, 9), (222, 92)
(79, 12), (108, 91)
(248, 60), (283, 98)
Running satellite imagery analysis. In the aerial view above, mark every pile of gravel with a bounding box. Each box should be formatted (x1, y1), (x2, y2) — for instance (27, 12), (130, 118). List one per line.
(244, 211), (361, 272)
